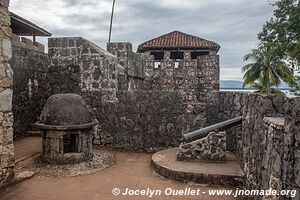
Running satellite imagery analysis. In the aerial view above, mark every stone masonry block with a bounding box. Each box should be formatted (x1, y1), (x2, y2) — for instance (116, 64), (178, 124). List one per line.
(177, 131), (226, 162)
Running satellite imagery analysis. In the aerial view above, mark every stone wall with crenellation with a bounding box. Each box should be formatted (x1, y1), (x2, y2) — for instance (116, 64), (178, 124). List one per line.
(47, 39), (217, 151)
(143, 51), (219, 132)
(12, 34), (45, 53)
(9, 35), (222, 152)
(10, 37), (120, 138)
(144, 52), (219, 103)
(0, 0), (14, 187)
(107, 42), (152, 92)
(48, 37), (119, 102)
(89, 44), (220, 151)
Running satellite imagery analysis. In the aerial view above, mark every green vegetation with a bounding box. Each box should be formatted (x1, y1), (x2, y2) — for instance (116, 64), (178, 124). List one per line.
(242, 43), (294, 94)
(242, 0), (300, 95)
(258, 0), (300, 66)
(290, 74), (300, 95)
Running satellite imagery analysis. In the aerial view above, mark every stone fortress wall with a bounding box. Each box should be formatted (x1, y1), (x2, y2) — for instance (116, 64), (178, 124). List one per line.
(4, 14), (300, 196)
(90, 41), (219, 151)
(107, 42), (152, 91)
(47, 37), (119, 101)
(210, 92), (300, 199)
(144, 51), (219, 103)
(12, 34), (45, 52)
(143, 50), (219, 132)
(9, 37), (220, 152)
(0, 0), (14, 186)
(45, 40), (187, 151)
(10, 35), (50, 137)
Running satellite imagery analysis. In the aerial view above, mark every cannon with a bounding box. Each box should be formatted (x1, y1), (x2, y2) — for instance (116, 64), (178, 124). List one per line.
(183, 116), (243, 142)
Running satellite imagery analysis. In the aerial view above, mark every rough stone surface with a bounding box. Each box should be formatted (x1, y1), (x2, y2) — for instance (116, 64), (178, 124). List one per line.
(39, 93), (94, 125)
(0, 0), (14, 187)
(10, 38), (50, 137)
(206, 92), (244, 153)
(107, 42), (152, 91)
(212, 92), (299, 199)
(2, 24), (300, 197)
(12, 35), (45, 52)
(143, 51), (219, 132)
(90, 91), (185, 152)
(15, 171), (34, 181)
(37, 94), (97, 164)
(284, 97), (300, 195)
(10, 37), (221, 152)
(44, 39), (221, 152)
(260, 117), (286, 200)
(144, 52), (219, 103)
(177, 131), (226, 162)
(0, 88), (12, 111)
(48, 37), (118, 102)
(107, 43), (144, 79)
(11, 37), (118, 138)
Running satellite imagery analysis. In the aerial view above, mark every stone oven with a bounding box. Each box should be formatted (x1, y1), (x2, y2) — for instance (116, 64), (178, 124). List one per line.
(35, 93), (98, 164)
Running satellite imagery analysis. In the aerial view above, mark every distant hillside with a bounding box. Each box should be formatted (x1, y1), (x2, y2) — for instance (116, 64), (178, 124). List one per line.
(220, 80), (290, 89)
(220, 80), (244, 89)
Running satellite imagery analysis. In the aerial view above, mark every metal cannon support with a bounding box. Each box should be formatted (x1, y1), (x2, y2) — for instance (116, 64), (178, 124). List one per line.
(183, 116), (243, 142)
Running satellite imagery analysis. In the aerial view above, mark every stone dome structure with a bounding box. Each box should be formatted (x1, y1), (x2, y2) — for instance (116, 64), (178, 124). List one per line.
(35, 93), (98, 164)
(39, 93), (94, 126)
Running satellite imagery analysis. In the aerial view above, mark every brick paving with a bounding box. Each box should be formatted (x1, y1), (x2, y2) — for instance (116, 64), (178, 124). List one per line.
(0, 137), (246, 200)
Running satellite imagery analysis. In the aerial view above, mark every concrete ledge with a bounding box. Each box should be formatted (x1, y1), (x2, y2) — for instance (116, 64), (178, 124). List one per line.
(35, 120), (98, 130)
(151, 148), (244, 186)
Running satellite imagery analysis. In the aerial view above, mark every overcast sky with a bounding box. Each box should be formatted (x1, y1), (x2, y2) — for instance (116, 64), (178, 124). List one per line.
(10, 0), (275, 81)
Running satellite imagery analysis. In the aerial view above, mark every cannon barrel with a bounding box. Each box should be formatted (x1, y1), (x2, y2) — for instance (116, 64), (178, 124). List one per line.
(183, 116), (243, 142)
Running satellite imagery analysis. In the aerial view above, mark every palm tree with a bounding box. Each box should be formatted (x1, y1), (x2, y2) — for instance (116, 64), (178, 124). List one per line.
(242, 42), (294, 94)
(248, 81), (284, 95)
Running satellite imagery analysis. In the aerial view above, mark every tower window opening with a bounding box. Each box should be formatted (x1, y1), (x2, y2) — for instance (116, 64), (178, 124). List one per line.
(154, 61), (161, 69)
(171, 52), (183, 69)
(151, 52), (164, 69)
(174, 60), (180, 68)
(170, 52), (184, 60)
(191, 51), (209, 59)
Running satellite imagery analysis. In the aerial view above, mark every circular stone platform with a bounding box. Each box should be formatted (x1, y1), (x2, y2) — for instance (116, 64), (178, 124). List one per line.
(151, 148), (244, 186)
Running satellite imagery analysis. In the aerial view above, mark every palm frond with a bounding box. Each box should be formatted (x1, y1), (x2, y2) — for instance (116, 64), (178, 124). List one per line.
(242, 42), (293, 94)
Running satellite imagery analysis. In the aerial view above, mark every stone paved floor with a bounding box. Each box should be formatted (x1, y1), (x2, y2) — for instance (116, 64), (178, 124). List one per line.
(0, 137), (247, 200)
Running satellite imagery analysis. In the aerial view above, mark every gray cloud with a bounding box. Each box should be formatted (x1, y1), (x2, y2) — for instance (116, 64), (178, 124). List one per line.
(10, 0), (274, 80)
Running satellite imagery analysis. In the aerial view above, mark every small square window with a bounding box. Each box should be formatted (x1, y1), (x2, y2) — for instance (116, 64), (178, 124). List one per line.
(154, 61), (161, 69)
(175, 61), (180, 68)
(170, 52), (184, 60)
(151, 52), (164, 60)
(63, 134), (79, 153)
(191, 51), (209, 59)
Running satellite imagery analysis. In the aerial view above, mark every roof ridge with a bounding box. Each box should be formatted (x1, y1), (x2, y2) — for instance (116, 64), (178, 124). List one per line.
(137, 31), (220, 53)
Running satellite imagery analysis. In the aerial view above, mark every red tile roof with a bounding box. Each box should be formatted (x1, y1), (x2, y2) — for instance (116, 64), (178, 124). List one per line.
(137, 31), (220, 53)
